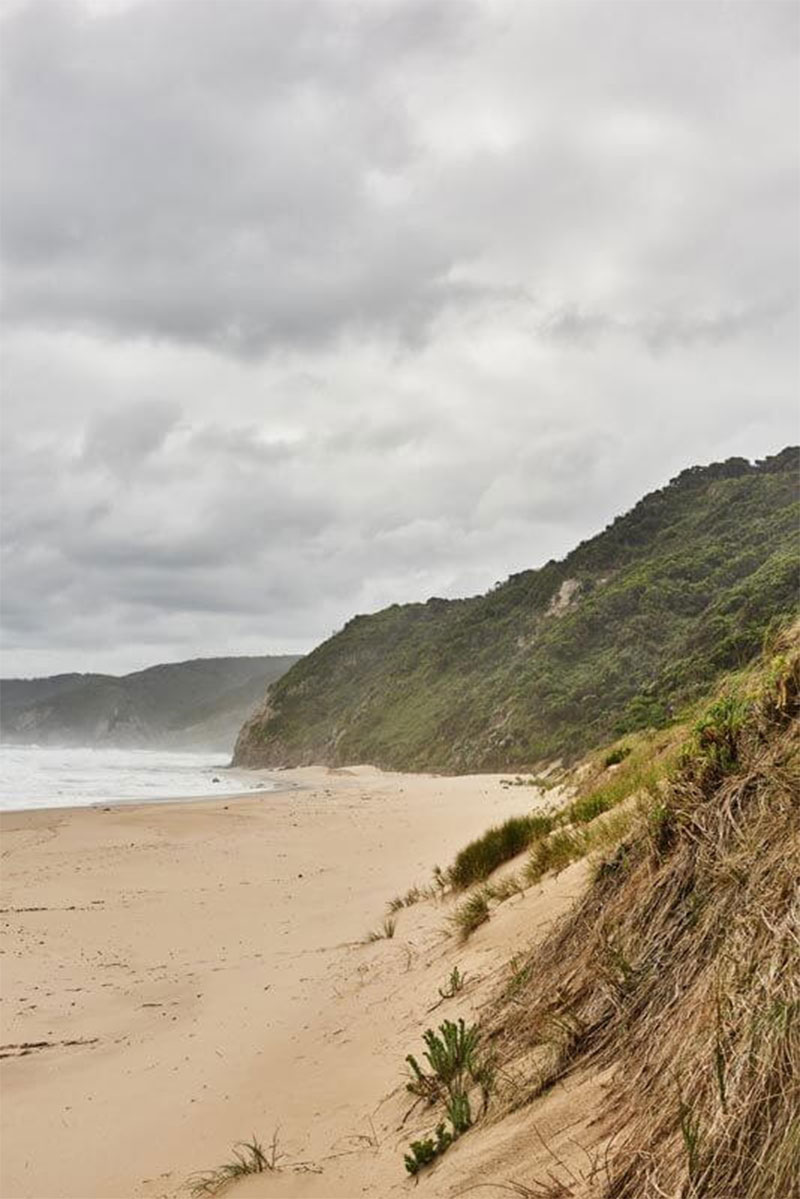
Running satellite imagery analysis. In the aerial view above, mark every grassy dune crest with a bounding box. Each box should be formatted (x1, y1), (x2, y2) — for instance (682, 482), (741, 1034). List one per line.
(481, 621), (800, 1198)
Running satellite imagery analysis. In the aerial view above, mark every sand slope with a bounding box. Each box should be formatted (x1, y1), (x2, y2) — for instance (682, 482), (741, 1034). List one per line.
(0, 766), (600, 1199)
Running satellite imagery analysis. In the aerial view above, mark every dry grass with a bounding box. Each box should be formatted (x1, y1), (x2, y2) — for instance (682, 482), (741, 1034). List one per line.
(187, 1133), (281, 1196)
(365, 915), (397, 942)
(484, 622), (800, 1199)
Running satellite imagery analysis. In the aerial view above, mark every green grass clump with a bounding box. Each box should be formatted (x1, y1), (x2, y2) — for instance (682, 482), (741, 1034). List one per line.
(566, 790), (617, 825)
(448, 813), (555, 889)
(452, 890), (490, 939)
(525, 829), (587, 885)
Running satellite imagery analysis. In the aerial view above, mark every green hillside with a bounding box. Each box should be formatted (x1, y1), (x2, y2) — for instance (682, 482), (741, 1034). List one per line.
(1, 655), (301, 752)
(233, 448), (799, 772)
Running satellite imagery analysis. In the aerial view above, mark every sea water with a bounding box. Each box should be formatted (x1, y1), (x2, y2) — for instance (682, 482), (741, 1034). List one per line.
(0, 744), (276, 812)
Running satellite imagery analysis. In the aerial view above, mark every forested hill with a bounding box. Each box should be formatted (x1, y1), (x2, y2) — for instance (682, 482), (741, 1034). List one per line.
(234, 448), (799, 772)
(1, 655), (301, 752)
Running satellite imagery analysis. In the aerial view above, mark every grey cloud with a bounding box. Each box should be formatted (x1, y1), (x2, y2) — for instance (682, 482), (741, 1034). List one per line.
(82, 399), (181, 475)
(3, 1), (796, 356)
(0, 0), (797, 676)
(1, 0), (479, 352)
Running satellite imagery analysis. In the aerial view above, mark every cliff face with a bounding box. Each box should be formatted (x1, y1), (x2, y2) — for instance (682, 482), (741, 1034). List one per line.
(2, 655), (301, 753)
(233, 449), (799, 773)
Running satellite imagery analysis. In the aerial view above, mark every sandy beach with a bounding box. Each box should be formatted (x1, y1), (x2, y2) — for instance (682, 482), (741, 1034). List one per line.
(1, 767), (598, 1199)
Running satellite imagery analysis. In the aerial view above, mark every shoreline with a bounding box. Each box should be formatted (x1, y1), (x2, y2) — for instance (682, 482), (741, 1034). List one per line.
(0, 748), (300, 816)
(0, 778), (301, 819)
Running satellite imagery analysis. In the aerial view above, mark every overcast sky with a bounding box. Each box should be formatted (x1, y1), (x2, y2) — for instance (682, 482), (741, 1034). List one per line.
(1, 0), (798, 677)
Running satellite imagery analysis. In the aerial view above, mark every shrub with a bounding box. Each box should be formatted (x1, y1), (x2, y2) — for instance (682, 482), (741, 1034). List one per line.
(407, 1018), (482, 1099)
(403, 1019), (489, 1175)
(691, 693), (751, 775)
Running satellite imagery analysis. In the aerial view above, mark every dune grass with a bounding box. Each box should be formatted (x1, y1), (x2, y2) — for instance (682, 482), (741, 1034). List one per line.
(365, 915), (397, 942)
(187, 1134), (280, 1196)
(448, 813), (556, 890)
(451, 890), (490, 940)
(483, 623), (800, 1198)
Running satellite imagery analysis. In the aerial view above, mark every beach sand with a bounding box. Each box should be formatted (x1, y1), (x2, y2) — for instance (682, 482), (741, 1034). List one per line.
(1, 767), (601, 1199)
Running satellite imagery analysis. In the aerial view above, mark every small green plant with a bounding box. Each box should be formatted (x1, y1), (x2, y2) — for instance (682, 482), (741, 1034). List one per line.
(452, 890), (490, 939)
(403, 1121), (456, 1175)
(188, 1133), (280, 1196)
(438, 966), (467, 1000)
(387, 895), (404, 913)
(403, 1019), (493, 1174)
(692, 693), (750, 774)
(406, 1018), (484, 1103)
(424, 1019), (479, 1094)
(404, 1134), (437, 1175)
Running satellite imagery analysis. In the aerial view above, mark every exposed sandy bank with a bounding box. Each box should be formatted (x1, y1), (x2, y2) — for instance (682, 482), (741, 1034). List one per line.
(0, 766), (598, 1199)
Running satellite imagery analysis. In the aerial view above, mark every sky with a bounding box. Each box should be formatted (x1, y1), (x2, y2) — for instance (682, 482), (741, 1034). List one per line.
(1, 0), (798, 678)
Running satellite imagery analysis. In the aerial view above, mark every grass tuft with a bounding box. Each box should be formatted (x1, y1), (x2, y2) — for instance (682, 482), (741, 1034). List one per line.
(187, 1133), (280, 1196)
(451, 890), (490, 940)
(525, 829), (587, 885)
(366, 915), (397, 942)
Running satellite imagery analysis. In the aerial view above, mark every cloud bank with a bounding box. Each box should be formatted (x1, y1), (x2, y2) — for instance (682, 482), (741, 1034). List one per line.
(2, 0), (797, 674)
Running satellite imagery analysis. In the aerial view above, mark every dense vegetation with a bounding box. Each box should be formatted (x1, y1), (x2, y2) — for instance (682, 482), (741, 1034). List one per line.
(234, 448), (799, 771)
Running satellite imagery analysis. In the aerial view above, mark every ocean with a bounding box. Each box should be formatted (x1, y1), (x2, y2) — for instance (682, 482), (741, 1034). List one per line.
(0, 745), (277, 812)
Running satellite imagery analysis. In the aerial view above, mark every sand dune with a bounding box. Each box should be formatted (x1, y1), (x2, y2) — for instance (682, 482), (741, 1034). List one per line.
(1, 767), (597, 1199)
